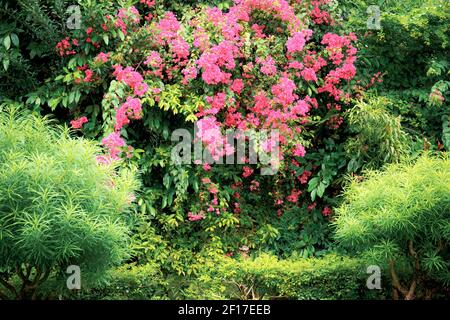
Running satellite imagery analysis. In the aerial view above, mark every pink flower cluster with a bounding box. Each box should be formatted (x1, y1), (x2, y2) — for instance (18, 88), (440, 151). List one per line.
(196, 117), (235, 161)
(100, 65), (148, 161)
(70, 116), (88, 129)
(257, 56), (277, 76)
(318, 33), (358, 101)
(292, 144), (306, 157)
(271, 77), (298, 107)
(286, 30), (312, 54)
(310, 0), (333, 25)
(154, 12), (192, 64)
(55, 37), (77, 56)
(101, 132), (126, 160)
(188, 212), (205, 221)
(197, 41), (238, 85)
(115, 6), (141, 35)
(115, 97), (142, 131)
(95, 52), (110, 63)
(113, 65), (148, 97)
(89, 1), (361, 215)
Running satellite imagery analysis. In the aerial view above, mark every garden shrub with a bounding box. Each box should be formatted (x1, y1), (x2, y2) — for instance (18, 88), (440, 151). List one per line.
(344, 95), (412, 172)
(75, 263), (169, 300)
(340, 0), (449, 149)
(334, 153), (450, 299)
(184, 253), (387, 300)
(0, 105), (139, 299)
(22, 0), (369, 271)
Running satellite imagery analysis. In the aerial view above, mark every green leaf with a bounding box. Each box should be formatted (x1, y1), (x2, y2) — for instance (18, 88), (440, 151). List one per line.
(118, 30), (125, 41)
(103, 34), (109, 46)
(3, 58), (9, 71)
(317, 182), (326, 198)
(3, 35), (11, 50)
(10, 33), (19, 47)
(48, 97), (61, 110)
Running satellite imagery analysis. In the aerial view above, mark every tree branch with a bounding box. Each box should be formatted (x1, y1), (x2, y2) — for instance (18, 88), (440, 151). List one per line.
(389, 260), (408, 297)
(0, 276), (17, 298)
(406, 240), (420, 300)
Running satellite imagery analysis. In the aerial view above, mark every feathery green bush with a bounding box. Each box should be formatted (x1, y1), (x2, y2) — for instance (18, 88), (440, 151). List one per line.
(334, 154), (450, 299)
(0, 106), (139, 299)
(345, 96), (411, 171)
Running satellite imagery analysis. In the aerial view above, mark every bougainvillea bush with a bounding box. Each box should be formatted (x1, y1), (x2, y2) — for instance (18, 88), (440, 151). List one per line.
(23, 0), (367, 269)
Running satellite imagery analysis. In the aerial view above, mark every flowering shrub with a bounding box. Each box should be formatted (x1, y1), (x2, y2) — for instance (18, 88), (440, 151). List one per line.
(21, 0), (365, 269)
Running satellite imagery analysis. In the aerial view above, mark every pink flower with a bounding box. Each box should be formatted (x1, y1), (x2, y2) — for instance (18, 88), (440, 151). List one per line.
(96, 155), (112, 165)
(204, 92), (227, 116)
(251, 24), (266, 38)
(271, 77), (297, 107)
(95, 52), (110, 63)
(134, 82), (148, 97)
(291, 100), (310, 117)
(140, 0), (155, 8)
(258, 56), (277, 76)
(197, 41), (238, 85)
(182, 66), (198, 84)
(301, 68), (318, 82)
(242, 166), (254, 178)
(249, 180), (260, 192)
(157, 12), (181, 40)
(188, 212), (205, 221)
(298, 170), (312, 184)
(196, 117), (234, 160)
(308, 202), (317, 211)
(293, 144), (306, 157)
(112, 65), (148, 97)
(115, 97), (142, 131)
(208, 185), (219, 194)
(101, 132), (126, 160)
(322, 207), (332, 216)
(286, 30), (312, 54)
(70, 116), (88, 129)
(170, 37), (190, 60)
(286, 189), (302, 203)
(261, 138), (278, 153)
(231, 79), (245, 94)
(84, 69), (93, 82)
(144, 51), (163, 68)
(201, 177), (211, 184)
(203, 163), (212, 171)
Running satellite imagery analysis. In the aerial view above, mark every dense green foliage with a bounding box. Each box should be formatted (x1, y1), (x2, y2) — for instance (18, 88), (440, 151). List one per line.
(341, 0), (450, 146)
(76, 253), (386, 300)
(0, 106), (138, 299)
(183, 253), (386, 300)
(334, 154), (450, 299)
